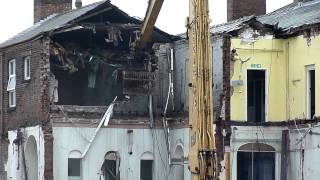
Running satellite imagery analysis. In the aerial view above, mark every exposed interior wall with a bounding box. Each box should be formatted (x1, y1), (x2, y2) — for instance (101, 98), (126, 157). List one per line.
(230, 37), (287, 122)
(52, 127), (189, 180)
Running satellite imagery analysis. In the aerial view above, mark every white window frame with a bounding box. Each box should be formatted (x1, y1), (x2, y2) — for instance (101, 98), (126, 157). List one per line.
(7, 59), (16, 108)
(24, 56), (31, 80)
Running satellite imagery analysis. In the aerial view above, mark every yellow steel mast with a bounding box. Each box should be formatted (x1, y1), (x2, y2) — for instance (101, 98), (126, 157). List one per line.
(187, 0), (217, 179)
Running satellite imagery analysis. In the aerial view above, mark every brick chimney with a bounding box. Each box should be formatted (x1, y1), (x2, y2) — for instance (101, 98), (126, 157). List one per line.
(294, 0), (313, 2)
(34, 0), (72, 24)
(75, 0), (83, 9)
(227, 0), (266, 21)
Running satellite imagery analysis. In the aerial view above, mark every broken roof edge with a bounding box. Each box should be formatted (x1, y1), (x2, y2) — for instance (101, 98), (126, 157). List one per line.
(0, 0), (177, 49)
(210, 0), (320, 38)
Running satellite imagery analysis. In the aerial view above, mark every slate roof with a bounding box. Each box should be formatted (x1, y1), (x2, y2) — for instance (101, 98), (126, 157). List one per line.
(211, 0), (320, 35)
(0, 0), (174, 49)
(258, 0), (320, 33)
(0, 1), (110, 48)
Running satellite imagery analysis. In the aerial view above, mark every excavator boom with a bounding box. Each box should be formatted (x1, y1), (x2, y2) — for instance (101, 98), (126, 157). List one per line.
(135, 0), (164, 50)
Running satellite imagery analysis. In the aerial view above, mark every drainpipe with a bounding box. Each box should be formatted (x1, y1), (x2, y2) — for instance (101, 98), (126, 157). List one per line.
(0, 52), (3, 138)
(0, 52), (3, 175)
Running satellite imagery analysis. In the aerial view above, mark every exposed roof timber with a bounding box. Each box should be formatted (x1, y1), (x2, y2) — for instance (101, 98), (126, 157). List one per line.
(72, 7), (112, 23)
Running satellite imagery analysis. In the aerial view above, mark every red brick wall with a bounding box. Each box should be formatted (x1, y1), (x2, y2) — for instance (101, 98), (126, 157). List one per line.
(227, 0), (266, 21)
(34, 0), (72, 23)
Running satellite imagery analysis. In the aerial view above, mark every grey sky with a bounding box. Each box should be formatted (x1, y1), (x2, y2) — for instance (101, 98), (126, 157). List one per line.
(0, 0), (293, 43)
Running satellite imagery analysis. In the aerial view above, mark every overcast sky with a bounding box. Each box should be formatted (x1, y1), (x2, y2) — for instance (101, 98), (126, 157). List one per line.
(0, 0), (293, 43)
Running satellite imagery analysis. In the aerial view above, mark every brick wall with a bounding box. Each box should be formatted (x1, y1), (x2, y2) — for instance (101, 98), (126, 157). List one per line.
(227, 0), (266, 21)
(34, 0), (72, 23)
(0, 37), (54, 179)
(1, 39), (48, 131)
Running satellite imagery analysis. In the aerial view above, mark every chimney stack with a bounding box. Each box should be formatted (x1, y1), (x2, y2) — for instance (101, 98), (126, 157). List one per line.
(227, 0), (266, 21)
(75, 0), (83, 9)
(34, 0), (72, 24)
(294, 0), (313, 2)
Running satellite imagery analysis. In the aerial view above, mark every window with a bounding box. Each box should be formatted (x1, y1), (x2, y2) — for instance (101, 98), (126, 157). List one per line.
(247, 70), (266, 122)
(140, 152), (153, 180)
(24, 56), (31, 80)
(307, 66), (315, 119)
(102, 151), (120, 180)
(237, 143), (276, 180)
(68, 159), (81, 180)
(7, 59), (16, 108)
(68, 151), (81, 180)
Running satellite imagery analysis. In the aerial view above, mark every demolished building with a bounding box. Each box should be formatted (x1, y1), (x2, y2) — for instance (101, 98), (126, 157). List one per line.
(213, 0), (320, 180)
(0, 0), (190, 180)
(1, 0), (320, 180)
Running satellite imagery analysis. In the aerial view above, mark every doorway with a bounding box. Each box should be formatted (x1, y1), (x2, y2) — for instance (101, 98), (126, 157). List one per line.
(247, 70), (266, 122)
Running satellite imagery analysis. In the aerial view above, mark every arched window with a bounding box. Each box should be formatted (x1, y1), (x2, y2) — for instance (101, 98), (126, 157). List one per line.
(140, 152), (153, 180)
(102, 151), (120, 180)
(68, 150), (81, 180)
(237, 143), (275, 180)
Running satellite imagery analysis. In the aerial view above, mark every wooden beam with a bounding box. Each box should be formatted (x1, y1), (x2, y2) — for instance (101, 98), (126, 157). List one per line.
(280, 130), (289, 180)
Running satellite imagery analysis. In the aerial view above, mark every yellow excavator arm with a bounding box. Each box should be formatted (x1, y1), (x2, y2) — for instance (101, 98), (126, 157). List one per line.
(138, 0), (217, 179)
(187, 0), (217, 179)
(134, 0), (164, 50)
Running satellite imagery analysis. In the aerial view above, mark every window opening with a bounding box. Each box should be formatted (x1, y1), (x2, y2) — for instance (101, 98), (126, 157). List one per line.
(102, 152), (120, 180)
(24, 56), (31, 80)
(309, 69), (315, 119)
(247, 70), (265, 122)
(68, 158), (81, 180)
(68, 150), (81, 180)
(140, 160), (153, 180)
(7, 59), (16, 107)
(140, 152), (153, 180)
(237, 143), (275, 180)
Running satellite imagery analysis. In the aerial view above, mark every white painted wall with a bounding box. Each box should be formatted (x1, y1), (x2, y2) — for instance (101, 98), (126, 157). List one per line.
(6, 125), (45, 180)
(288, 125), (320, 180)
(53, 126), (190, 180)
